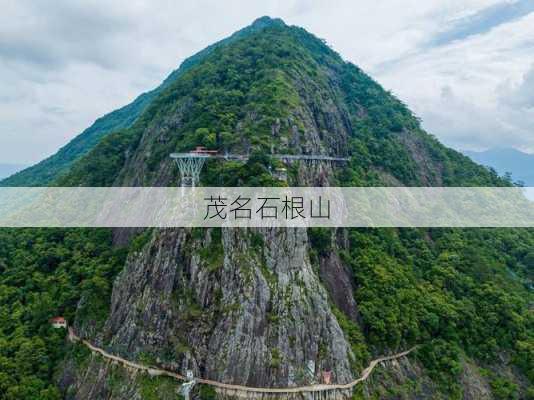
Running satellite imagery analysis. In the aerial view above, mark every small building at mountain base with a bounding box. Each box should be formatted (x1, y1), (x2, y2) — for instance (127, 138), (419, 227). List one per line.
(50, 316), (67, 329)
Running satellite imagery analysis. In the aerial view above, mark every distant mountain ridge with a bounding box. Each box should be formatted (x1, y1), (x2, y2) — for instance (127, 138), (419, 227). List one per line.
(0, 163), (27, 180)
(464, 148), (534, 185)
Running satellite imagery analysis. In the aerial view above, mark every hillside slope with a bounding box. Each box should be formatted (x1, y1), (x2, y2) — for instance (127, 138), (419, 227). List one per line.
(0, 17), (285, 187)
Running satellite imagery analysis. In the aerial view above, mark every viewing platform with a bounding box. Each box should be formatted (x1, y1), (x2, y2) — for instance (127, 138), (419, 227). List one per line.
(170, 147), (350, 186)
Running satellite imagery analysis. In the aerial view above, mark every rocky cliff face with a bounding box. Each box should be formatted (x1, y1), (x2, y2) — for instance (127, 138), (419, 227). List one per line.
(67, 228), (356, 393)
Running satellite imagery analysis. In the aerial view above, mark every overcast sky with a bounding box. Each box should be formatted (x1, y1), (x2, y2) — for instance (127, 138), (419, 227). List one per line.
(1, 0), (534, 164)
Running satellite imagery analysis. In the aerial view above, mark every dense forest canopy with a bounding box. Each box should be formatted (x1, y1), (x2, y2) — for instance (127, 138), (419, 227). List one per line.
(0, 229), (126, 399)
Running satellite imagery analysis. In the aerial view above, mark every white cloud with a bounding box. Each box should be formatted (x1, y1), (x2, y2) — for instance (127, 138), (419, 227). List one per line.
(376, 10), (534, 153)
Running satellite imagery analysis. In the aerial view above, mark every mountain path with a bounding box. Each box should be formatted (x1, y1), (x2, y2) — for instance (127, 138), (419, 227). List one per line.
(68, 328), (416, 394)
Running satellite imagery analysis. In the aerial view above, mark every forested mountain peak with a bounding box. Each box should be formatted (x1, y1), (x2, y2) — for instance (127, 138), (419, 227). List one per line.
(51, 17), (505, 188)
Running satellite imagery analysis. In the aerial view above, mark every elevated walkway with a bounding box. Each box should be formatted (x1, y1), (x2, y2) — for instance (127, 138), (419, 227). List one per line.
(68, 328), (416, 398)
(170, 150), (350, 186)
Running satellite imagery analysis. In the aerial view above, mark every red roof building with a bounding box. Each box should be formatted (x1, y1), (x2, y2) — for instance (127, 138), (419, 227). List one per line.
(192, 146), (218, 155)
(50, 316), (67, 328)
